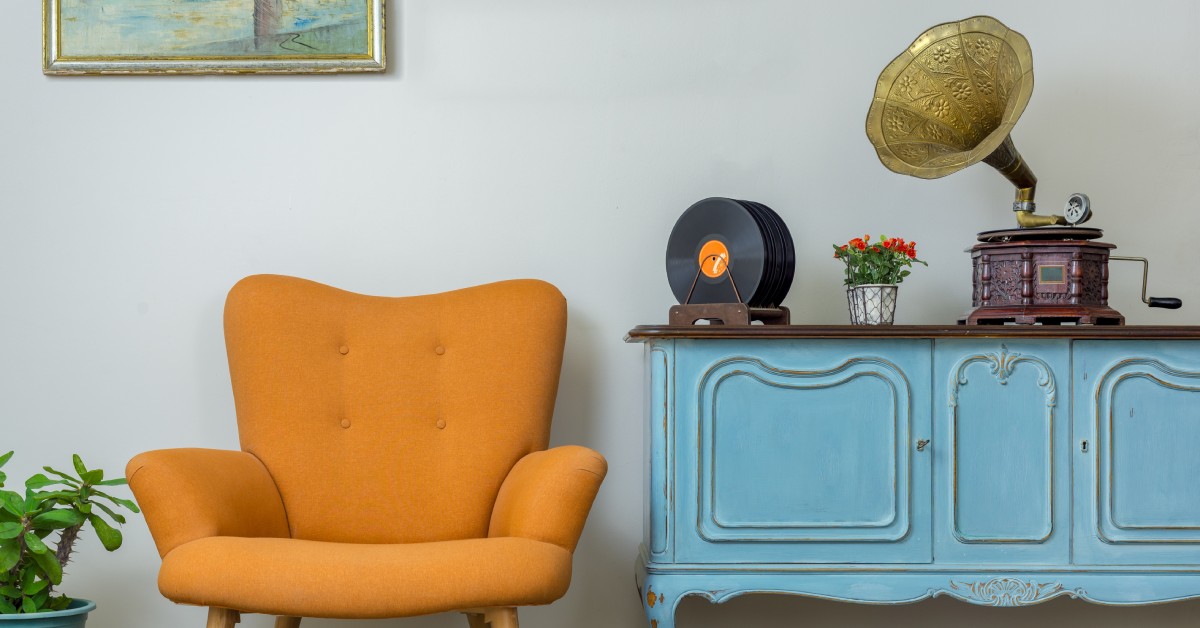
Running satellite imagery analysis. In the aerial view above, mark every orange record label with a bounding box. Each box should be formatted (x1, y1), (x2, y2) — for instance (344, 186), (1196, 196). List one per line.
(698, 240), (730, 278)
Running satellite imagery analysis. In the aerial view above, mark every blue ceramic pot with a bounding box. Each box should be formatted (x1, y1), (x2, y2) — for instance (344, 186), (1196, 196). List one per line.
(0, 599), (94, 628)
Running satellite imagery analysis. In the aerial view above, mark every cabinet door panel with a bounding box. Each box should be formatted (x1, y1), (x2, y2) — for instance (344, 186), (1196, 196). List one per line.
(643, 341), (674, 562)
(1074, 341), (1200, 564)
(934, 340), (1069, 564)
(705, 359), (902, 536)
(675, 339), (931, 564)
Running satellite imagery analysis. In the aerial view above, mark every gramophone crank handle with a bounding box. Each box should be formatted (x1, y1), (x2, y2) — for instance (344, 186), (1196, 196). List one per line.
(1149, 297), (1183, 309)
(1110, 256), (1184, 309)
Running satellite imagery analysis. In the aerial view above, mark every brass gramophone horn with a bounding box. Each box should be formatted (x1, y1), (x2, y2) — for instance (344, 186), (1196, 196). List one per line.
(866, 16), (1067, 228)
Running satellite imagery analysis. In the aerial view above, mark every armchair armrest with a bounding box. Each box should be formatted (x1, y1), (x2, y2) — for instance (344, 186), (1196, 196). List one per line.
(126, 448), (290, 557)
(488, 445), (607, 552)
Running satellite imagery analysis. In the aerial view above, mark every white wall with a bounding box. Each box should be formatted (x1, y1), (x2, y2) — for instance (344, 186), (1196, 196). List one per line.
(3, 1), (1200, 626)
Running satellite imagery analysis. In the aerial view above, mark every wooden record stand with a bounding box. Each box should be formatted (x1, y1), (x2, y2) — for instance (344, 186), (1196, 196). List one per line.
(669, 254), (790, 326)
(961, 227), (1124, 325)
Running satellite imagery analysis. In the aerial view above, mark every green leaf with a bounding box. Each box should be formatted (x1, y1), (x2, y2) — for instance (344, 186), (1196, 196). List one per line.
(24, 475), (56, 491)
(0, 470), (7, 488)
(41, 468), (79, 486)
(79, 470), (103, 486)
(88, 514), (122, 551)
(96, 478), (127, 486)
(49, 595), (71, 611)
(0, 491), (24, 517)
(19, 567), (34, 592)
(23, 579), (47, 596)
(21, 596), (35, 614)
(23, 532), (48, 555)
(0, 452), (12, 469)
(31, 491), (77, 504)
(0, 522), (22, 540)
(31, 588), (48, 608)
(0, 539), (19, 572)
(0, 598), (16, 614)
(30, 550), (61, 585)
(0, 586), (19, 598)
(91, 501), (125, 525)
(31, 509), (85, 530)
(72, 455), (87, 477)
(92, 490), (139, 514)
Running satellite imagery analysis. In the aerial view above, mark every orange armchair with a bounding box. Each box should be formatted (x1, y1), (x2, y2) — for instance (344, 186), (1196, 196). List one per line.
(127, 276), (607, 628)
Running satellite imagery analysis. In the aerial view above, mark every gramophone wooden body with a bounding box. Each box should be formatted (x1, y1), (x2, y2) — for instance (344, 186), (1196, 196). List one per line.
(963, 238), (1124, 325)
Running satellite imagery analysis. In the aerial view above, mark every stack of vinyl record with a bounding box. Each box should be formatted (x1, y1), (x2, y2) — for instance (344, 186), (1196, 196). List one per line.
(665, 197), (795, 308)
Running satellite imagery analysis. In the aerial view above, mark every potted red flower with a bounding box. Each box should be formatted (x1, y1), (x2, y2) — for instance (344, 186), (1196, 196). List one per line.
(833, 234), (927, 324)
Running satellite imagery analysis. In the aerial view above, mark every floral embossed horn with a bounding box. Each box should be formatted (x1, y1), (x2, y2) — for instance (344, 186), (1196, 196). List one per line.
(866, 16), (1072, 228)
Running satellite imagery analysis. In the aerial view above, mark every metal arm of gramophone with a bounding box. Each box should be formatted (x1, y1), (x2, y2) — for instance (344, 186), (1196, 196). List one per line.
(1110, 256), (1183, 309)
(980, 136), (1068, 228)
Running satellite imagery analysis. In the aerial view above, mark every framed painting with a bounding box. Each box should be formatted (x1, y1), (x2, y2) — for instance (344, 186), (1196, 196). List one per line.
(43, 0), (385, 75)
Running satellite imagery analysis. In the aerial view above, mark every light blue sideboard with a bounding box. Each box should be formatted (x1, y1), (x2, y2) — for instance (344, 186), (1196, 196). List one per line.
(627, 325), (1200, 627)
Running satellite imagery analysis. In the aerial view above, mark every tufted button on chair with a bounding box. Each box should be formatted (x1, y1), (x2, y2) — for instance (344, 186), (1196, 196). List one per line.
(127, 275), (607, 628)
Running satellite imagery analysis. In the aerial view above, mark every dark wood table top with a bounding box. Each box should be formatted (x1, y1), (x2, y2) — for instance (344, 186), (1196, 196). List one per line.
(625, 325), (1200, 342)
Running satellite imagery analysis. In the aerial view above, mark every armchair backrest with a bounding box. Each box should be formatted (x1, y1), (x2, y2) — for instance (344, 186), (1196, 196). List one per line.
(223, 275), (567, 544)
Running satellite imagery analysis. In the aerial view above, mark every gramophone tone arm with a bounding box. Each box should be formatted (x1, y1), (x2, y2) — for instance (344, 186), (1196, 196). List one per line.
(980, 136), (1069, 227)
(1015, 210), (1068, 228)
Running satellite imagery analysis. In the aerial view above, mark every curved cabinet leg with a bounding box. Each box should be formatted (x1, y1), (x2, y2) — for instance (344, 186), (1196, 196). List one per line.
(206, 608), (240, 628)
(464, 613), (487, 628)
(641, 582), (677, 628)
(274, 617), (301, 628)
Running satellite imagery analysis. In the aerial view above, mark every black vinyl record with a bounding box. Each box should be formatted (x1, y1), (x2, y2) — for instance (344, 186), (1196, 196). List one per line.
(665, 197), (795, 308)
(743, 199), (796, 305)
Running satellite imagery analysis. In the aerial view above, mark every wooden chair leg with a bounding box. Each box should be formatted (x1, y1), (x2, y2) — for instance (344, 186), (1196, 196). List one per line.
(275, 617), (302, 628)
(463, 608), (518, 628)
(206, 608), (241, 628)
(484, 607), (519, 628)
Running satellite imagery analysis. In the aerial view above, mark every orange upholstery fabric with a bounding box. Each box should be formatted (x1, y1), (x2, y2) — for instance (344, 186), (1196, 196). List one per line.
(128, 275), (606, 619)
(489, 445), (607, 552)
(126, 448), (289, 557)
(223, 276), (567, 543)
(159, 536), (572, 619)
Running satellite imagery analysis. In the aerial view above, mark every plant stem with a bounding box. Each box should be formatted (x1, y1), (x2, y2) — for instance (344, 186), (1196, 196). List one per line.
(56, 524), (82, 571)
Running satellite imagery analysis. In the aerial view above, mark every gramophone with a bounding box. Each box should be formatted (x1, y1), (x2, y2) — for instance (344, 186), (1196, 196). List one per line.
(866, 16), (1181, 324)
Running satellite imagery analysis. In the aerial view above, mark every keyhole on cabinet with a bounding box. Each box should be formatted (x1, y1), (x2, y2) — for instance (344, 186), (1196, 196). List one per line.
(1081, 440), (1089, 453)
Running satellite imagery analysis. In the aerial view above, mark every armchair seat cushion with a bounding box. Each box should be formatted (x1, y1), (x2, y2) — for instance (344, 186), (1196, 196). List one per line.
(159, 536), (572, 619)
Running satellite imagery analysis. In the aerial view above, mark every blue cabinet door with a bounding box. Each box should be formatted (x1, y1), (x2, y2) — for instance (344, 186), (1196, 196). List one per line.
(671, 339), (932, 564)
(1074, 341), (1200, 564)
(933, 340), (1069, 565)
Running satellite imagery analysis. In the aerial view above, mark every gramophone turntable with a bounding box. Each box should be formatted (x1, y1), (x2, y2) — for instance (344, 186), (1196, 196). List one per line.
(865, 16), (1181, 324)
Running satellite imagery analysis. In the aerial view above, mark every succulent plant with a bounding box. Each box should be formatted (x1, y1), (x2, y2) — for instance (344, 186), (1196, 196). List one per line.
(0, 452), (138, 614)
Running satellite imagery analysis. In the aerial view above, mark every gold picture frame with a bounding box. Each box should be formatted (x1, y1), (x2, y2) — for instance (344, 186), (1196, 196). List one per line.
(43, 0), (385, 75)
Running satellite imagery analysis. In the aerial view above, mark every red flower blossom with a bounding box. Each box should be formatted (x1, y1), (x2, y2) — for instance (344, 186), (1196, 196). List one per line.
(832, 233), (928, 286)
